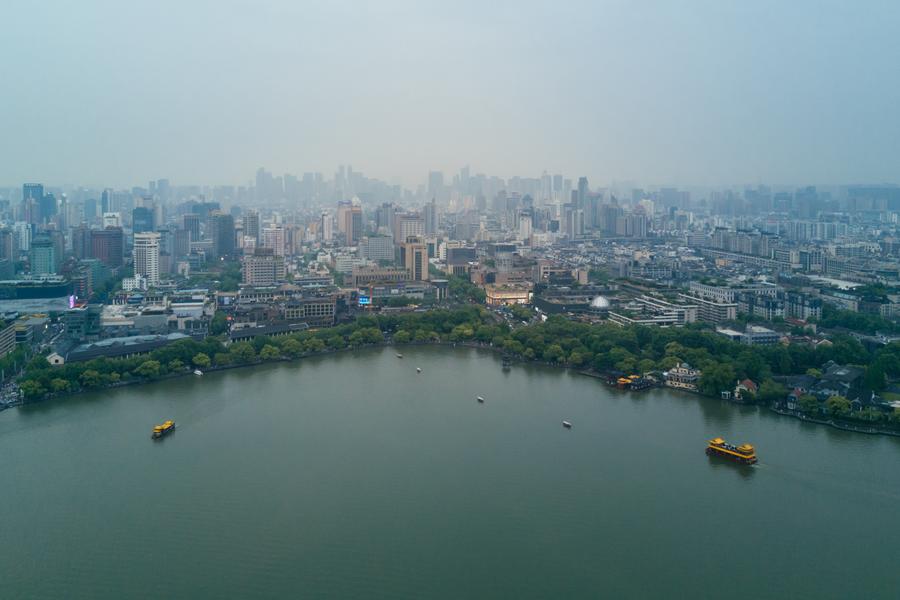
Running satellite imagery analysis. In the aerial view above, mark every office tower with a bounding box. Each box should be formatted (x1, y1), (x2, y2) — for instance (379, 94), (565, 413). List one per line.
(577, 177), (589, 210)
(133, 232), (161, 286)
(320, 212), (333, 242)
(183, 213), (201, 242)
(400, 236), (429, 281)
(0, 229), (16, 260)
(72, 225), (92, 260)
(261, 226), (285, 256)
(14, 222), (32, 251)
(209, 212), (236, 259)
(132, 206), (155, 233)
(359, 235), (395, 262)
(424, 198), (437, 235)
(428, 171), (444, 198)
(243, 210), (260, 244)
(375, 202), (395, 231)
(91, 227), (124, 267)
(22, 183), (43, 224)
(101, 188), (114, 213)
(39, 193), (57, 224)
(337, 201), (363, 245)
(241, 247), (285, 286)
(29, 234), (56, 275)
(393, 212), (424, 244)
(173, 229), (190, 257)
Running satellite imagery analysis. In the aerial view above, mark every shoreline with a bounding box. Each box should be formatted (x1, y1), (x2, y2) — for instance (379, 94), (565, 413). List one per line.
(9, 340), (900, 437)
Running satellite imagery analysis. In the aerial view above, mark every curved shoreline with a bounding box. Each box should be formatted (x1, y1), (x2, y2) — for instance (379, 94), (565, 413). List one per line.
(8, 340), (900, 437)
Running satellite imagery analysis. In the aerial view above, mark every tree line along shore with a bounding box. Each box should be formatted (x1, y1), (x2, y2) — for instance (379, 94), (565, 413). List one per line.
(14, 307), (900, 431)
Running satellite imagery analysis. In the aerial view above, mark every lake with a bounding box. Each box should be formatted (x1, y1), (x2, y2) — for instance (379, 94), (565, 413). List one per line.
(2, 346), (898, 599)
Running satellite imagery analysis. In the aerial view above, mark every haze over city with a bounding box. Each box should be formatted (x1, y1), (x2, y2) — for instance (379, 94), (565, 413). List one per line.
(3, 3), (900, 599)
(3, 0), (899, 188)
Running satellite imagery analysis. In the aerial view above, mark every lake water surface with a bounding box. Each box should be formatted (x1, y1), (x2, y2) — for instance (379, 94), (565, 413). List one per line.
(2, 346), (898, 599)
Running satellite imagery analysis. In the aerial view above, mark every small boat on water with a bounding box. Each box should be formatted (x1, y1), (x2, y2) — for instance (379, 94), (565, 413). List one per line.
(396, 353), (403, 358)
(416, 367), (422, 373)
(562, 420), (572, 429)
(193, 369), (203, 376)
(151, 420), (176, 439)
(477, 396), (484, 403)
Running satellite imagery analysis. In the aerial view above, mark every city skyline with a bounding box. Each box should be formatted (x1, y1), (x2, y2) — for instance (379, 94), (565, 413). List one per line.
(3, 1), (900, 188)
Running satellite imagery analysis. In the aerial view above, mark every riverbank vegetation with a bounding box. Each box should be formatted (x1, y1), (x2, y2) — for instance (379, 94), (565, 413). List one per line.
(15, 308), (900, 428)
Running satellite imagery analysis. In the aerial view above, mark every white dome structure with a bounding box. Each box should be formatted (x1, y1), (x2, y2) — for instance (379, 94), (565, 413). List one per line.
(590, 295), (611, 309)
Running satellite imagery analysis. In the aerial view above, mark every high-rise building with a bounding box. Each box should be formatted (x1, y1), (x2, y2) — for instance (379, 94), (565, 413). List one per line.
(243, 210), (260, 244)
(400, 236), (429, 281)
(183, 214), (201, 243)
(22, 184), (43, 224)
(173, 229), (190, 257)
(209, 212), (235, 259)
(320, 212), (333, 242)
(393, 212), (424, 244)
(91, 227), (124, 267)
(359, 235), (395, 262)
(424, 198), (437, 235)
(261, 226), (285, 256)
(101, 188), (114, 214)
(576, 177), (589, 210)
(29, 234), (56, 275)
(133, 232), (161, 287)
(337, 201), (363, 245)
(428, 171), (444, 199)
(132, 206), (155, 233)
(39, 193), (57, 224)
(72, 225), (92, 259)
(241, 248), (285, 286)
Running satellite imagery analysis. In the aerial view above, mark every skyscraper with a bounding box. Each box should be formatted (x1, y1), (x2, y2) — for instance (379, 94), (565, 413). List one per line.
(22, 183), (43, 224)
(209, 212), (236, 259)
(91, 227), (124, 267)
(133, 232), (160, 286)
(243, 210), (260, 244)
(132, 206), (155, 234)
(29, 234), (56, 275)
(183, 214), (201, 243)
(400, 236), (429, 281)
(424, 198), (437, 235)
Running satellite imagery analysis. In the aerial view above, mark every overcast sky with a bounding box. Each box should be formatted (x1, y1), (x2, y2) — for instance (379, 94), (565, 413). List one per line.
(2, 0), (899, 189)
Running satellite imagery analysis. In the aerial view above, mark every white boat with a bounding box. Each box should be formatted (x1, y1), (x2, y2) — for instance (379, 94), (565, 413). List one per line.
(477, 396), (484, 403)
(562, 420), (572, 429)
(416, 367), (422, 373)
(396, 354), (403, 358)
(193, 369), (203, 376)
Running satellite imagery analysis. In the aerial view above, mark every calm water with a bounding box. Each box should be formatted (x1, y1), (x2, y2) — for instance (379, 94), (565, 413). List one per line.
(2, 346), (898, 599)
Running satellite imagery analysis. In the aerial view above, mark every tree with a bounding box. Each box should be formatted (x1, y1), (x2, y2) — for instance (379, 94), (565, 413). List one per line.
(282, 338), (303, 358)
(135, 360), (161, 379)
(20, 380), (46, 400)
(805, 368), (822, 378)
(50, 378), (70, 393)
(214, 352), (232, 366)
(229, 342), (257, 364)
(259, 345), (280, 361)
(542, 344), (564, 363)
(826, 395), (851, 418)
(864, 362), (886, 392)
(168, 359), (184, 372)
(209, 312), (229, 335)
(192, 353), (211, 369)
(393, 330), (412, 344)
(799, 394), (820, 415)
(699, 363), (736, 397)
(80, 369), (103, 388)
(756, 379), (787, 406)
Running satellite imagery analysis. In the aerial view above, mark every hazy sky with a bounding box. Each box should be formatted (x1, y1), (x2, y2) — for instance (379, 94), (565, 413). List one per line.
(2, 0), (899, 188)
